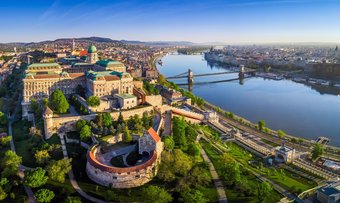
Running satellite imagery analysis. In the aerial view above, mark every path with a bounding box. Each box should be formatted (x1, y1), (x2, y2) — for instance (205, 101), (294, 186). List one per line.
(59, 133), (115, 203)
(8, 120), (37, 203)
(200, 144), (228, 203)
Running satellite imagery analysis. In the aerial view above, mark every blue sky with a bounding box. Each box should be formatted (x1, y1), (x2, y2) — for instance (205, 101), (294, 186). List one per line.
(0, 0), (339, 43)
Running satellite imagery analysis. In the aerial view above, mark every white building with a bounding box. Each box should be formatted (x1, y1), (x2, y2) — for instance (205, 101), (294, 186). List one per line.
(274, 144), (296, 163)
(114, 94), (137, 109)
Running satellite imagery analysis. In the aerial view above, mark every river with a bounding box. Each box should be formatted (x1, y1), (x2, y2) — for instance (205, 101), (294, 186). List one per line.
(157, 54), (340, 147)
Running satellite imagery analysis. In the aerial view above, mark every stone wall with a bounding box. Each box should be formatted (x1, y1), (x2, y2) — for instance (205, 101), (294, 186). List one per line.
(86, 145), (162, 188)
(145, 95), (163, 107)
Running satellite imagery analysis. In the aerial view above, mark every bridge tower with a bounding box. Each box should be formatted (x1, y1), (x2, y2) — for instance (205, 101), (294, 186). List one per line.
(239, 65), (245, 79)
(188, 69), (194, 85)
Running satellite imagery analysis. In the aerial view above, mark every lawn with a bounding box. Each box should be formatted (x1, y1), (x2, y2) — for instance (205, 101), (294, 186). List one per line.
(200, 140), (283, 203)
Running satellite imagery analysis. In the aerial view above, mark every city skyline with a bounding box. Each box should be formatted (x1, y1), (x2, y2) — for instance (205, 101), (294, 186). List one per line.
(0, 0), (340, 44)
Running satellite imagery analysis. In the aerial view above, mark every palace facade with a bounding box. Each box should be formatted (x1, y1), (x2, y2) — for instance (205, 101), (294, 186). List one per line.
(22, 45), (134, 118)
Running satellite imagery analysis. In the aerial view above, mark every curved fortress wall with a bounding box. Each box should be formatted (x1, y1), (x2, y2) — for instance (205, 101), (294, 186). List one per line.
(86, 146), (160, 188)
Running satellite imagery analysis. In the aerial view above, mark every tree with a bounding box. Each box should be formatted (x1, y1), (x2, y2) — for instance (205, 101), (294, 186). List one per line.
(0, 111), (7, 126)
(49, 90), (69, 114)
(312, 143), (324, 160)
(173, 149), (193, 176)
(42, 98), (49, 107)
(46, 159), (72, 183)
(102, 112), (112, 127)
(181, 189), (207, 203)
(140, 185), (172, 203)
(277, 130), (285, 138)
(87, 96), (100, 107)
(24, 167), (48, 188)
(258, 120), (265, 132)
(0, 136), (11, 147)
(0, 187), (7, 200)
(187, 143), (200, 157)
(172, 117), (187, 149)
(123, 125), (132, 143)
(256, 181), (272, 203)
(35, 189), (55, 203)
(158, 74), (167, 85)
(79, 125), (91, 141)
(1, 150), (22, 177)
(75, 120), (87, 131)
(117, 112), (124, 124)
(219, 154), (241, 186)
(163, 136), (175, 151)
(35, 150), (50, 165)
(142, 112), (151, 129)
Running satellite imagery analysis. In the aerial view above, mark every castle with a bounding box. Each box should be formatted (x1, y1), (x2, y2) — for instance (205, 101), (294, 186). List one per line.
(21, 44), (134, 118)
(86, 128), (163, 188)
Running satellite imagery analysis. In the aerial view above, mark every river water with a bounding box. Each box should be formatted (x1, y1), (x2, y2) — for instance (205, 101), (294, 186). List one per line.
(157, 54), (340, 147)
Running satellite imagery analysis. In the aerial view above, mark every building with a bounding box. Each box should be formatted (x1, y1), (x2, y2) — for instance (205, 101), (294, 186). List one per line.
(274, 144), (296, 163)
(94, 59), (126, 72)
(114, 93), (137, 109)
(22, 70), (85, 118)
(317, 180), (340, 203)
(86, 128), (163, 188)
(86, 44), (98, 64)
(86, 70), (133, 97)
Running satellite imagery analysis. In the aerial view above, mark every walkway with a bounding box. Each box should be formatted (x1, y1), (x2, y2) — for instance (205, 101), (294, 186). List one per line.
(59, 133), (115, 203)
(200, 146), (228, 203)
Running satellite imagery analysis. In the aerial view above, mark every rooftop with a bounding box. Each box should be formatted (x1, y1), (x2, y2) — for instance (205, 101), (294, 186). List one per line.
(28, 63), (61, 70)
(86, 70), (131, 80)
(96, 59), (125, 67)
(114, 93), (136, 99)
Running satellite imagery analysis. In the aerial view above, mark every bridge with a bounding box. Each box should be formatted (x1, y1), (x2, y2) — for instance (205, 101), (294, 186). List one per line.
(166, 66), (256, 85)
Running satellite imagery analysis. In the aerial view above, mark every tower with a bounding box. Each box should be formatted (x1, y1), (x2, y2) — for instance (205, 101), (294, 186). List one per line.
(43, 106), (54, 139)
(86, 44), (98, 64)
(72, 39), (75, 51)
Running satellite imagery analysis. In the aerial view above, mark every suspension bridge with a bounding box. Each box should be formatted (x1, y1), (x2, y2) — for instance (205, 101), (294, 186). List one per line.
(166, 66), (256, 85)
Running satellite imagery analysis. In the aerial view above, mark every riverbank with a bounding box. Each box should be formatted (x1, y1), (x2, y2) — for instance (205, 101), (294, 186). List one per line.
(155, 56), (340, 153)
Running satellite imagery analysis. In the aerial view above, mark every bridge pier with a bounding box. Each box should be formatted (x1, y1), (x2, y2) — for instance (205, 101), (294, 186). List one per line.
(188, 69), (194, 85)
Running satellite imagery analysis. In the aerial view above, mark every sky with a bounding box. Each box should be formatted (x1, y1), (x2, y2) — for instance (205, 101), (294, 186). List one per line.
(0, 0), (339, 43)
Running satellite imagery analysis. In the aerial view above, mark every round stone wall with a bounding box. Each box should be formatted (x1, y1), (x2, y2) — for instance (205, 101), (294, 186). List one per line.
(86, 145), (159, 188)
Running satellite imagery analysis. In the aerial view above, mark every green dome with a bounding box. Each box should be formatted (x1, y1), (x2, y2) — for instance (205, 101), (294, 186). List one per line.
(88, 44), (97, 53)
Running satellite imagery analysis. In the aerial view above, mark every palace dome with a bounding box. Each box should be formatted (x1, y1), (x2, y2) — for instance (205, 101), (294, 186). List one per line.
(88, 44), (97, 53)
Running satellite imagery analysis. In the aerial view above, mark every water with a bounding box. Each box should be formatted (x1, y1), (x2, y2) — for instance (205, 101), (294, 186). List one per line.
(157, 54), (340, 147)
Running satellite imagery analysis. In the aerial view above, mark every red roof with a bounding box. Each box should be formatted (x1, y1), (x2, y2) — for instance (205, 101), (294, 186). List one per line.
(79, 50), (88, 56)
(148, 127), (161, 143)
(104, 75), (120, 81)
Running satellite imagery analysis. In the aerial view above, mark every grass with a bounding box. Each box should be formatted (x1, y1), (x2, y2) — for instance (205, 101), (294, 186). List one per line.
(200, 140), (282, 203)
(261, 138), (280, 147)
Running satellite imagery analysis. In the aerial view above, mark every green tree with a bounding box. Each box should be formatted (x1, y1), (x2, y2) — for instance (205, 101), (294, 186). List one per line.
(142, 112), (150, 129)
(87, 96), (100, 107)
(181, 189), (207, 203)
(277, 130), (286, 138)
(312, 143), (324, 160)
(49, 90), (69, 113)
(0, 187), (7, 200)
(117, 112), (124, 124)
(1, 150), (22, 177)
(158, 74), (167, 85)
(256, 181), (272, 203)
(123, 126), (132, 143)
(172, 117), (187, 149)
(46, 159), (72, 183)
(258, 120), (265, 132)
(79, 125), (91, 141)
(34, 150), (50, 165)
(24, 167), (48, 188)
(75, 120), (88, 131)
(0, 111), (7, 126)
(140, 185), (172, 203)
(35, 189), (55, 203)
(220, 154), (241, 186)
(173, 149), (193, 176)
(163, 136), (175, 151)
(0, 136), (12, 147)
(187, 143), (200, 156)
(158, 151), (176, 182)
(102, 112), (112, 127)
